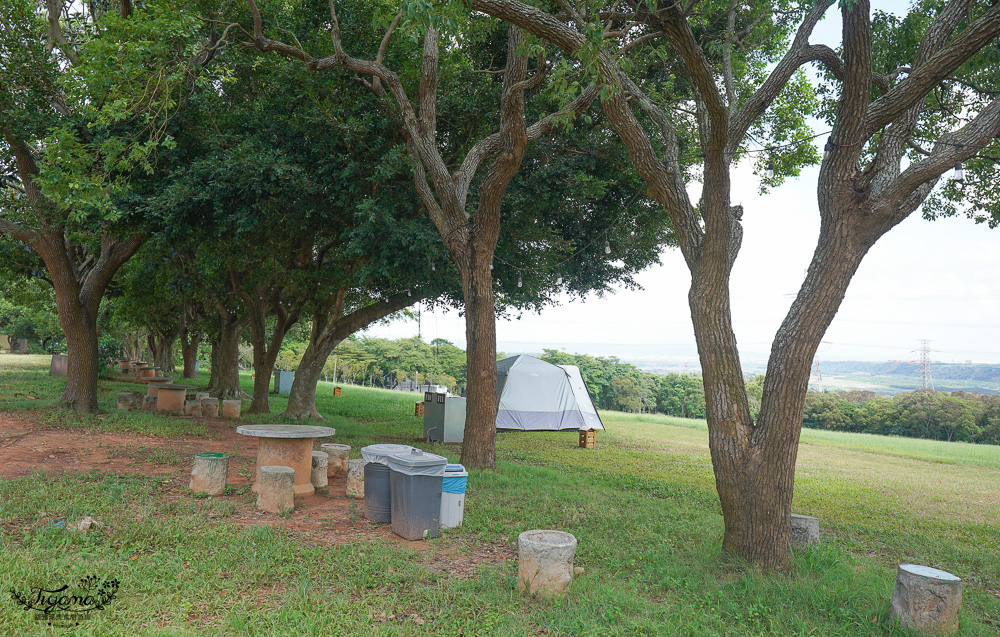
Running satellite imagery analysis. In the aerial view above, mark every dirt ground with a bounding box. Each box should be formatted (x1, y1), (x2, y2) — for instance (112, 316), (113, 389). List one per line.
(0, 410), (515, 575)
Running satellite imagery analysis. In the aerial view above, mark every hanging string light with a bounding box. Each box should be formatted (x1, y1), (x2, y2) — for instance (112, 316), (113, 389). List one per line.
(765, 158), (775, 179)
(604, 240), (611, 255)
(406, 288), (412, 297)
(953, 160), (964, 181)
(517, 274), (522, 288)
(556, 271), (562, 285)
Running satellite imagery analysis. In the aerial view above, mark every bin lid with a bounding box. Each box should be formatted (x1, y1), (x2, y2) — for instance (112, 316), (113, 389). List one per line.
(360, 443), (415, 465)
(445, 463), (465, 472)
(387, 448), (447, 476)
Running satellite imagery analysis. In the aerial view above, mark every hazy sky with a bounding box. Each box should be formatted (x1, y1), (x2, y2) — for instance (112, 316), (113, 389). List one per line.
(361, 3), (1000, 366)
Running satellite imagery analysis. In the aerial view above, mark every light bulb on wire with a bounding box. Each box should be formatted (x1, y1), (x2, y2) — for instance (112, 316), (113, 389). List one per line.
(953, 161), (964, 181)
(517, 274), (522, 288)
(556, 271), (563, 285)
(766, 159), (775, 179)
(604, 241), (611, 255)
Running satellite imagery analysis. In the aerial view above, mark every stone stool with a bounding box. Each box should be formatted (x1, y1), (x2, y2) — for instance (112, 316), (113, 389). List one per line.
(202, 398), (220, 418)
(790, 514), (820, 546)
(222, 400), (241, 419)
(311, 451), (329, 488)
(195, 392), (210, 401)
(890, 564), (962, 635)
(117, 392), (137, 411)
(184, 400), (202, 416)
(256, 465), (295, 514)
(518, 530), (578, 597)
(320, 443), (351, 478)
(141, 395), (157, 412)
(346, 459), (365, 498)
(190, 452), (229, 496)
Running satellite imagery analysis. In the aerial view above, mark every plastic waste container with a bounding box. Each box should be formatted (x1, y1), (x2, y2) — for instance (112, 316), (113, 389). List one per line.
(440, 463), (468, 529)
(360, 444), (414, 523)
(387, 448), (447, 540)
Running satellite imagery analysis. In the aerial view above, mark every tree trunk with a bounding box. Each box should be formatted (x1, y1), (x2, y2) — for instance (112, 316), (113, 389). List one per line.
(458, 245), (498, 469)
(181, 331), (201, 379)
(206, 339), (220, 390)
(56, 299), (101, 413)
(248, 349), (279, 414)
(212, 321), (247, 400)
(281, 340), (332, 420)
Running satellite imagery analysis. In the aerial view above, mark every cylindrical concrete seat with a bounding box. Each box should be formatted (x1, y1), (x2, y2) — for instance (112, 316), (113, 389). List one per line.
(184, 400), (202, 416)
(222, 400), (241, 419)
(311, 451), (329, 488)
(141, 395), (157, 411)
(518, 530), (578, 597)
(190, 452), (229, 496)
(195, 392), (210, 401)
(256, 465), (295, 513)
(346, 459), (365, 498)
(320, 443), (351, 478)
(202, 398), (220, 418)
(790, 514), (820, 546)
(117, 392), (137, 411)
(890, 564), (962, 635)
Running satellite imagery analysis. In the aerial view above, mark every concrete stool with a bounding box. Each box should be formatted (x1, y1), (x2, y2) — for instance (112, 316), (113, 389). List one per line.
(518, 530), (577, 597)
(790, 514), (820, 546)
(195, 392), (210, 401)
(222, 400), (241, 419)
(49, 354), (68, 377)
(117, 392), (137, 411)
(256, 465), (295, 514)
(189, 452), (229, 496)
(184, 400), (202, 416)
(320, 443), (351, 478)
(890, 564), (962, 635)
(346, 459), (365, 498)
(141, 396), (157, 412)
(202, 398), (220, 418)
(311, 451), (329, 488)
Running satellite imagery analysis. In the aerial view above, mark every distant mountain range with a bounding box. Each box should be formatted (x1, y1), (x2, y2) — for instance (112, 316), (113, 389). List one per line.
(626, 357), (1000, 396)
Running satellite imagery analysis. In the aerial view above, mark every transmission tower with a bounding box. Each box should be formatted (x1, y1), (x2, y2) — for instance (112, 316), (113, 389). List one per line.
(916, 339), (934, 390)
(813, 360), (824, 393)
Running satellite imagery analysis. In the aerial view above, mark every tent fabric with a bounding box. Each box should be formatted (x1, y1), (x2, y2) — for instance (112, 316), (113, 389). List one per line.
(495, 355), (605, 431)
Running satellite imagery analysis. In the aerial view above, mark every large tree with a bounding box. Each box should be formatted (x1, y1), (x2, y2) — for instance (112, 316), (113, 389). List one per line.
(232, 0), (668, 462)
(0, 0), (211, 411)
(466, 0), (1000, 569)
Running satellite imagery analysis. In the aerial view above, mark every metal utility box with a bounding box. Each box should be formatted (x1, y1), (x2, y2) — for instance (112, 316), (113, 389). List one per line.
(422, 392), (466, 443)
(272, 370), (294, 395)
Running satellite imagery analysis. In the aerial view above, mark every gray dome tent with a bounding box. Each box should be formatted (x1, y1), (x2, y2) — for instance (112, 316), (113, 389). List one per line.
(495, 355), (604, 431)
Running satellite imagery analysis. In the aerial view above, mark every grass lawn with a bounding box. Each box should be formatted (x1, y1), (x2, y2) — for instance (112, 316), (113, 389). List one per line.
(1, 353), (998, 635)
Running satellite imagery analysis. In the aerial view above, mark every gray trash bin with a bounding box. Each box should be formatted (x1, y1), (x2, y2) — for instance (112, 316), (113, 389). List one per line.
(387, 448), (447, 540)
(360, 444), (415, 523)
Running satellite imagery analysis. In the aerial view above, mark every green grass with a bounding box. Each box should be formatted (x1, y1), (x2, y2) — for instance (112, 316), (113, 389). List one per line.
(1, 354), (999, 635)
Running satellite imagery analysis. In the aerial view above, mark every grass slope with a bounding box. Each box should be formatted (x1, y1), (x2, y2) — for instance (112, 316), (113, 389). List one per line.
(0, 354), (998, 635)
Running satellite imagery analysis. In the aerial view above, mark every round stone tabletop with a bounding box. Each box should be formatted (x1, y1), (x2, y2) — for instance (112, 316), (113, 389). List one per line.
(159, 384), (197, 390)
(236, 424), (337, 439)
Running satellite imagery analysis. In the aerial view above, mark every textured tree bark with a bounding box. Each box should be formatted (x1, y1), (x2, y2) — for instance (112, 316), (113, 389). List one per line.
(282, 341), (330, 420)
(54, 295), (101, 413)
(457, 244), (498, 469)
(210, 302), (248, 400)
(206, 339), (220, 391)
(180, 322), (201, 380)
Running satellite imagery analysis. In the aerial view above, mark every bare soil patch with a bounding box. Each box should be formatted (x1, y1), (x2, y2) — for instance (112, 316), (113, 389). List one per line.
(0, 410), (512, 573)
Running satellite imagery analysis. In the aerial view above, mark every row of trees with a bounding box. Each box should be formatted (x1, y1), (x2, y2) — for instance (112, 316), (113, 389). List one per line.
(5, 0), (1000, 569)
(538, 350), (707, 418)
(803, 389), (1000, 444)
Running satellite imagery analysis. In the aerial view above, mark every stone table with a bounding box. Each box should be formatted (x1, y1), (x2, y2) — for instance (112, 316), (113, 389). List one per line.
(236, 425), (337, 496)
